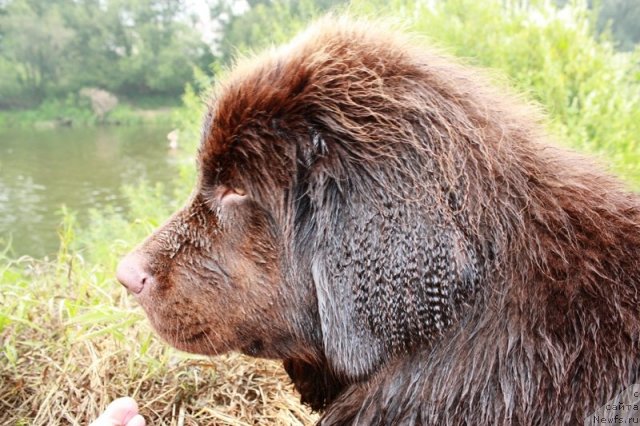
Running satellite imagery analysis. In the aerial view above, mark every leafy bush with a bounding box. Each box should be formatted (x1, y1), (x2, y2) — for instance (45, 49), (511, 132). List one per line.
(350, 0), (640, 187)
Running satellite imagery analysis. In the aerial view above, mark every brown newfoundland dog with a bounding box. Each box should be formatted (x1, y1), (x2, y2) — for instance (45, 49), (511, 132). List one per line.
(117, 18), (640, 425)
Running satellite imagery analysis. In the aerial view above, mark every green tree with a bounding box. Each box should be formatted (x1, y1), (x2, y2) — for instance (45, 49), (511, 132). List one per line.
(0, 0), (214, 107)
(597, 0), (640, 51)
(210, 0), (347, 67)
(62, 0), (214, 97)
(0, 0), (73, 105)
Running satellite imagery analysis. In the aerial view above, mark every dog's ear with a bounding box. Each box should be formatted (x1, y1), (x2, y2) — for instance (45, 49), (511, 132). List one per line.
(299, 143), (482, 380)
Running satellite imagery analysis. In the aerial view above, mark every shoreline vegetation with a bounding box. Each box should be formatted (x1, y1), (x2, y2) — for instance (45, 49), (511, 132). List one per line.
(0, 96), (180, 129)
(1, 0), (639, 425)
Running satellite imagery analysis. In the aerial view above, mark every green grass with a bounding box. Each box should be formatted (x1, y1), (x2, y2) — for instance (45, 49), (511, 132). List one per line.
(0, 95), (178, 128)
(119, 94), (184, 110)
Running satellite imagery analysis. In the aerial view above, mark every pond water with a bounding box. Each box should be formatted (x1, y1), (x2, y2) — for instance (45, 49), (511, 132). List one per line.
(0, 126), (181, 258)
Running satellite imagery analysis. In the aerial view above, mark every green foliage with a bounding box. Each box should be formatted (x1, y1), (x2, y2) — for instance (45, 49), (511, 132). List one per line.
(213, 0), (348, 66)
(0, 96), (94, 127)
(107, 104), (175, 126)
(0, 0), (213, 107)
(349, 0), (639, 187)
(171, 67), (212, 152)
(595, 0), (640, 51)
(0, 95), (176, 127)
(0, 0), (73, 106)
(75, 183), (175, 265)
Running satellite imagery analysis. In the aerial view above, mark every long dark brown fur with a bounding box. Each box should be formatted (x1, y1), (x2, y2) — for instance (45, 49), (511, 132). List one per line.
(117, 18), (640, 424)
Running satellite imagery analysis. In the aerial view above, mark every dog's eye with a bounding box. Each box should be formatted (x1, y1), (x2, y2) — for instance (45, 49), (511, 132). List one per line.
(219, 186), (247, 205)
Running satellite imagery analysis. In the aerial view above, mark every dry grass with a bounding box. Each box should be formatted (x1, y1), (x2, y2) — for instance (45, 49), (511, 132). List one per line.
(0, 255), (317, 425)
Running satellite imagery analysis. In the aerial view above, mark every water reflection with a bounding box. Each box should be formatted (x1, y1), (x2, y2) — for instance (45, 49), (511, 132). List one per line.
(0, 126), (178, 258)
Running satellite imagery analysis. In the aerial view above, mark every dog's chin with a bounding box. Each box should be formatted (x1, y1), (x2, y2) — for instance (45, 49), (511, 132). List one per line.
(148, 322), (229, 356)
(159, 329), (283, 359)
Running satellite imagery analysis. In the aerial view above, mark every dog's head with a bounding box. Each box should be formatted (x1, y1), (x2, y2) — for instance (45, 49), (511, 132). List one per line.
(117, 20), (484, 408)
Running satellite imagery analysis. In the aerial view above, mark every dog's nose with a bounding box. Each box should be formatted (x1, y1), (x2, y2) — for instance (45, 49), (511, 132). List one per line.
(116, 253), (150, 294)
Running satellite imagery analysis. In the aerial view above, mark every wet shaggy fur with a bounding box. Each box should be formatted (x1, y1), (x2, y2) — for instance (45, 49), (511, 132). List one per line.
(121, 19), (640, 424)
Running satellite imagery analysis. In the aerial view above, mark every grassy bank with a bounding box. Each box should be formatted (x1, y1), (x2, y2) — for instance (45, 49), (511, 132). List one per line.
(0, 95), (181, 128)
(1, 0), (639, 425)
(0, 250), (315, 425)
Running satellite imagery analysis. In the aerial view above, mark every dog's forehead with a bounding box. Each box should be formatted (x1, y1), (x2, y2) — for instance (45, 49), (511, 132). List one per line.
(195, 58), (313, 190)
(197, 59), (308, 174)
(196, 23), (375, 145)
(195, 20), (410, 186)
(197, 104), (289, 189)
